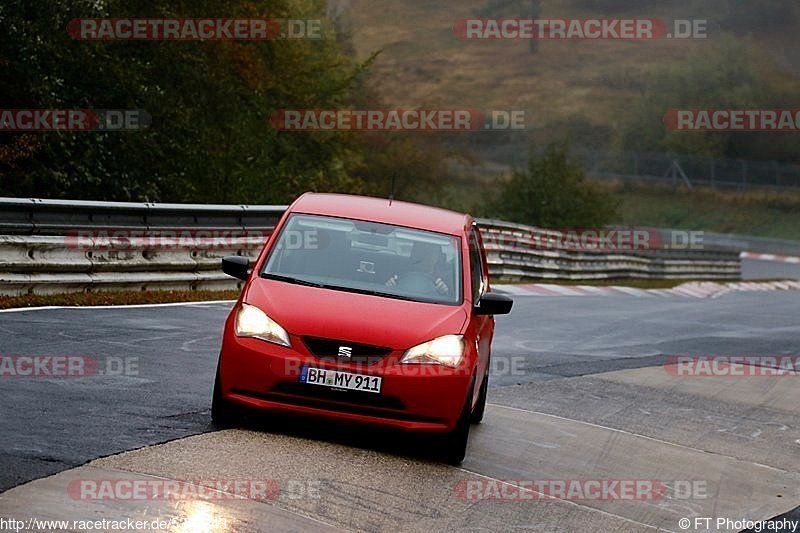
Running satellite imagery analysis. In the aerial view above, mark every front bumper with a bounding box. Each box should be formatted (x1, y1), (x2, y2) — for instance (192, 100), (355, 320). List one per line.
(218, 329), (473, 433)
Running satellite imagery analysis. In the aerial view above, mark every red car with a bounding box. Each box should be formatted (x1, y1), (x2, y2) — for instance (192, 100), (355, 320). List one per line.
(212, 193), (512, 463)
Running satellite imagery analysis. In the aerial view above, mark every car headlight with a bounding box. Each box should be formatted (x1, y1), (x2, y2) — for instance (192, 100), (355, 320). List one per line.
(235, 303), (291, 347)
(399, 334), (465, 367)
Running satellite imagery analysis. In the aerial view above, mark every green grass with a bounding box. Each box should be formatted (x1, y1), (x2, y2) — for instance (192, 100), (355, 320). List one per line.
(0, 289), (241, 310)
(604, 180), (800, 239)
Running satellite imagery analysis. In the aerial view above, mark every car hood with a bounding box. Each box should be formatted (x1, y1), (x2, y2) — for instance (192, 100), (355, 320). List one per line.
(243, 277), (468, 350)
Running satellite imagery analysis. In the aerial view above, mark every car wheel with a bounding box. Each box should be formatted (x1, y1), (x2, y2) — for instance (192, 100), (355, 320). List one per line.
(443, 383), (474, 465)
(211, 365), (240, 428)
(470, 372), (488, 424)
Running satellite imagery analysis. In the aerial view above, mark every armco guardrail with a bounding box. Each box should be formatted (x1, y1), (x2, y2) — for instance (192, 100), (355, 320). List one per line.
(0, 198), (285, 295)
(476, 219), (741, 281)
(0, 199), (740, 296)
(0, 198), (284, 235)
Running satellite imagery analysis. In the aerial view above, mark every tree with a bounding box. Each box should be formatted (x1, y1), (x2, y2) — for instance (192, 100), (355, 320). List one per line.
(494, 143), (617, 228)
(0, 0), (380, 202)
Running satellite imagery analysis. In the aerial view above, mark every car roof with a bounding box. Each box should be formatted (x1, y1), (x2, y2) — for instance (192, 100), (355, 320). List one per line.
(287, 193), (471, 236)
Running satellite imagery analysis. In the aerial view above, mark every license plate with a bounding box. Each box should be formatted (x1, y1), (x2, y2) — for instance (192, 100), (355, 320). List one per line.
(299, 366), (382, 394)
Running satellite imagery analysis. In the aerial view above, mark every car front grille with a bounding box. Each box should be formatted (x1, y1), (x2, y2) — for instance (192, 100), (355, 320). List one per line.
(301, 336), (392, 364)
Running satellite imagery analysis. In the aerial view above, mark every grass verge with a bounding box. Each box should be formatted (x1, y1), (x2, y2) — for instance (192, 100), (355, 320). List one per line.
(0, 289), (241, 310)
(604, 180), (800, 240)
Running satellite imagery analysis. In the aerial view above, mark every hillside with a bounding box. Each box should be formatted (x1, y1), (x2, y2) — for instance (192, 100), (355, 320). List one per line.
(347, 0), (800, 149)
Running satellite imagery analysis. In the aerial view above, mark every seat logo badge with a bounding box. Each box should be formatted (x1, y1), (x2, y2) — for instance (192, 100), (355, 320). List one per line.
(338, 346), (353, 358)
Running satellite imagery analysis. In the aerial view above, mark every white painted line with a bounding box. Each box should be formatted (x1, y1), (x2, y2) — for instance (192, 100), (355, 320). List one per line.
(0, 305), (64, 314)
(0, 300), (236, 313)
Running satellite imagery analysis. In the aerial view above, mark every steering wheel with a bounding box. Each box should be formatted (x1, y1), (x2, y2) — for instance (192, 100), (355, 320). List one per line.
(396, 271), (439, 294)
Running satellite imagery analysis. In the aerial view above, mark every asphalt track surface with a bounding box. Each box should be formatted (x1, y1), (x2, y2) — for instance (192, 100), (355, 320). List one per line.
(742, 257), (800, 280)
(1, 288), (799, 531)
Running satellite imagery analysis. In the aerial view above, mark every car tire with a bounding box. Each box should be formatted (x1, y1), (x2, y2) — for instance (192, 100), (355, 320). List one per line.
(443, 382), (474, 465)
(211, 365), (240, 428)
(470, 372), (488, 424)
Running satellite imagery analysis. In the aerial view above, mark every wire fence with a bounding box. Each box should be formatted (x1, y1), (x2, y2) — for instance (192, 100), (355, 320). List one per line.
(451, 134), (800, 190)
(572, 149), (800, 190)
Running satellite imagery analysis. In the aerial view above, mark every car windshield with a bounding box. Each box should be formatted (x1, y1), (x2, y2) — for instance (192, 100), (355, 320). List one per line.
(262, 214), (462, 305)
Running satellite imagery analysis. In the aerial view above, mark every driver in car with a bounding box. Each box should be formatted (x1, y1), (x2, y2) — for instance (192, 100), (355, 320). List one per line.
(386, 241), (451, 295)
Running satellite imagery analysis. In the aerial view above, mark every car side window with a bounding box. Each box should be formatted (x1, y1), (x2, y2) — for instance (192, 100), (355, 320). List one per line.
(469, 229), (485, 303)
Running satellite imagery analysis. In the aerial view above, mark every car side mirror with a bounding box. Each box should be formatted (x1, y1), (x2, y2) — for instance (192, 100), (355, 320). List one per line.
(475, 292), (513, 315)
(222, 255), (250, 280)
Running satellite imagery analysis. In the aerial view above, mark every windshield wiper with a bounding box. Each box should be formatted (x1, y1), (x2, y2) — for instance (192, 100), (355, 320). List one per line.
(320, 285), (419, 302)
(261, 274), (432, 303)
(261, 273), (324, 288)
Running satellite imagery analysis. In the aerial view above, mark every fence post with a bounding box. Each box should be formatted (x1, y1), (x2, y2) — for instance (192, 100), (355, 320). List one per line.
(675, 161), (693, 189)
